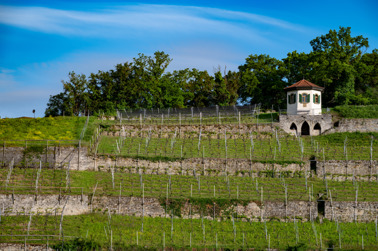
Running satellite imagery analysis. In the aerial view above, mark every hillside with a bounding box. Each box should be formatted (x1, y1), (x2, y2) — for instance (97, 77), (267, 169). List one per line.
(0, 113), (377, 250)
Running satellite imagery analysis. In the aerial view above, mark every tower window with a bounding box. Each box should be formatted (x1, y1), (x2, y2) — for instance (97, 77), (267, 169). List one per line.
(313, 94), (320, 104)
(299, 93), (310, 104)
(288, 93), (296, 104)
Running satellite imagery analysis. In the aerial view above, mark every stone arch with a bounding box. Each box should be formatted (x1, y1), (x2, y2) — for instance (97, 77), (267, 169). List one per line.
(301, 121), (310, 136)
(314, 122), (321, 135)
(289, 122), (297, 135)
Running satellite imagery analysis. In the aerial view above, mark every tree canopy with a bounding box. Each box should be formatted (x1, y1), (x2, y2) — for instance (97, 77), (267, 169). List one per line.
(45, 27), (377, 116)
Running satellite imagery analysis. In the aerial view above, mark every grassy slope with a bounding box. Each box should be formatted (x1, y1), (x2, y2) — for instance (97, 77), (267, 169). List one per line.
(0, 117), (86, 141)
(0, 214), (376, 250)
(0, 116), (97, 148)
(0, 114), (377, 249)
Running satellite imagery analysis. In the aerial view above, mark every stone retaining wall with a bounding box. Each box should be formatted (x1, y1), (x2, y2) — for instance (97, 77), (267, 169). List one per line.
(2, 194), (376, 222)
(324, 201), (378, 222)
(0, 194), (316, 221)
(1, 147), (376, 179)
(316, 160), (377, 177)
(332, 118), (378, 133)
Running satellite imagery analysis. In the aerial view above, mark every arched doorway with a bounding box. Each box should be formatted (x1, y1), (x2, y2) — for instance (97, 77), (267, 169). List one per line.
(301, 121), (310, 136)
(290, 123), (297, 135)
(314, 123), (321, 135)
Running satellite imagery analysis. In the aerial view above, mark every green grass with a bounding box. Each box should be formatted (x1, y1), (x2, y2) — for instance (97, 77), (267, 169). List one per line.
(1, 168), (377, 202)
(334, 105), (378, 118)
(97, 132), (378, 161)
(0, 116), (95, 141)
(0, 214), (376, 250)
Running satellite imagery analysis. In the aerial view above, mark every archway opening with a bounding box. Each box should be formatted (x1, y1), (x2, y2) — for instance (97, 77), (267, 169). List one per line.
(301, 121), (310, 136)
(289, 123), (297, 135)
(314, 123), (321, 135)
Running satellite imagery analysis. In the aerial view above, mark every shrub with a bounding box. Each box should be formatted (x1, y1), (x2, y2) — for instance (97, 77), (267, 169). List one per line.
(333, 105), (378, 118)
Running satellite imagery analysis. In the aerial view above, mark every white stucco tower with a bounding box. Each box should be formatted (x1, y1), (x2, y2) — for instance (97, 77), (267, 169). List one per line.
(284, 79), (324, 115)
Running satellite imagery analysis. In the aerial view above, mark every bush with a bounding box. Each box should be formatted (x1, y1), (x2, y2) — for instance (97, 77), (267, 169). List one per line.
(51, 238), (101, 250)
(333, 105), (378, 118)
(286, 242), (307, 251)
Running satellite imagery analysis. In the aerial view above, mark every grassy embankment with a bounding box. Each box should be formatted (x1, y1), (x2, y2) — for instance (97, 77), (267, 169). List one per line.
(0, 214), (376, 250)
(0, 116), (96, 146)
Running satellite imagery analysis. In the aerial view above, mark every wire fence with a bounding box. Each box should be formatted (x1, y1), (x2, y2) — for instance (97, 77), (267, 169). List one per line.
(118, 105), (262, 118)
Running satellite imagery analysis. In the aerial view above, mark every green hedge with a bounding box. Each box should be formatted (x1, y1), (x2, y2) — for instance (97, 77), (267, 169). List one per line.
(334, 105), (378, 118)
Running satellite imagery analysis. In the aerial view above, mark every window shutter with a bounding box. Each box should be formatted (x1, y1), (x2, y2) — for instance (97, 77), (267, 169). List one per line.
(299, 94), (302, 103)
(313, 94), (315, 103)
(294, 94), (296, 104)
(306, 94), (310, 103)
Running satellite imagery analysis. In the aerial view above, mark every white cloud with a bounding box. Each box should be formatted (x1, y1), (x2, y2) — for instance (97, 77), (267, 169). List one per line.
(0, 4), (305, 41)
(0, 3), (314, 118)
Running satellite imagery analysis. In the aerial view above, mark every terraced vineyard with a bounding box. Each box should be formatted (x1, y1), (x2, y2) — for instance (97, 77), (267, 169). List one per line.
(97, 131), (377, 161)
(1, 214), (377, 250)
(0, 113), (377, 250)
(1, 169), (378, 202)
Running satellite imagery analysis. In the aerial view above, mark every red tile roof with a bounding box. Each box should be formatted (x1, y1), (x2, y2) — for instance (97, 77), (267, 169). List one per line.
(284, 79), (324, 91)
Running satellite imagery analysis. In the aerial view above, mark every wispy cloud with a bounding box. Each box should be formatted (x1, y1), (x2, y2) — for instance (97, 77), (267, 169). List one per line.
(0, 68), (17, 87)
(0, 3), (312, 118)
(0, 4), (305, 40)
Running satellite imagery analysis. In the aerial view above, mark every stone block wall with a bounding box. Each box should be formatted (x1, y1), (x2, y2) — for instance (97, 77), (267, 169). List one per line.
(324, 201), (378, 222)
(279, 114), (333, 136)
(0, 194), (317, 221)
(332, 118), (378, 133)
(2, 146), (375, 179)
(316, 160), (377, 177)
(5, 193), (377, 223)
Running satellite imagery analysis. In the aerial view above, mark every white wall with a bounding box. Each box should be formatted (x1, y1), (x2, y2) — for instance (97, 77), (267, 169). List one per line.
(287, 90), (322, 115)
(287, 91), (297, 115)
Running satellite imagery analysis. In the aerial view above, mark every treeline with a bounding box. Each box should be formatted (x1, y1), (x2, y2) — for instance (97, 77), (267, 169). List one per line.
(45, 27), (377, 116)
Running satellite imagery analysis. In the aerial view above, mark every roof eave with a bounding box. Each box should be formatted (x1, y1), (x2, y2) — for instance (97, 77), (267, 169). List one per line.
(284, 86), (324, 92)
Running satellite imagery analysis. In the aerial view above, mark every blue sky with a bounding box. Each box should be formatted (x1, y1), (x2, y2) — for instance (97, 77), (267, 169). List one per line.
(0, 0), (377, 118)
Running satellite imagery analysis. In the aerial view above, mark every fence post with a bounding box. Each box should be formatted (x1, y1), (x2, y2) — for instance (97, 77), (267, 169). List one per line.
(46, 140), (48, 168)
(2, 141), (5, 167)
(25, 140), (27, 168)
(78, 140), (80, 171)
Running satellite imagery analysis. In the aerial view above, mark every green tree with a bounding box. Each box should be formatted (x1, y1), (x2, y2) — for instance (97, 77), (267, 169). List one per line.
(62, 71), (88, 116)
(184, 69), (214, 107)
(354, 49), (378, 104)
(45, 92), (70, 117)
(239, 54), (287, 108)
(283, 51), (313, 84)
(309, 27), (369, 105)
(213, 70), (240, 106)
